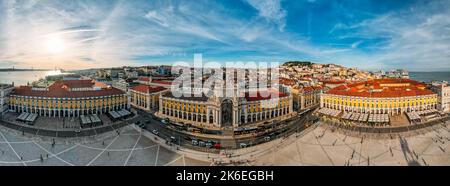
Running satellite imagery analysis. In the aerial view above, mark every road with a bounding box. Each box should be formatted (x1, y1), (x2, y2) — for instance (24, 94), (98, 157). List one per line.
(0, 116), (137, 138)
(133, 108), (316, 152)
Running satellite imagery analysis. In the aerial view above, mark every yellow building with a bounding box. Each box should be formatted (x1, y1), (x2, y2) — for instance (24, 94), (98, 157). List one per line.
(129, 85), (168, 111)
(292, 86), (323, 110)
(320, 79), (437, 115)
(9, 80), (129, 117)
(158, 88), (293, 128)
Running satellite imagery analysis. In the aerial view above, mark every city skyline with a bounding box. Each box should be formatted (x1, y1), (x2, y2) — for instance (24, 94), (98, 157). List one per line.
(1, 0), (450, 71)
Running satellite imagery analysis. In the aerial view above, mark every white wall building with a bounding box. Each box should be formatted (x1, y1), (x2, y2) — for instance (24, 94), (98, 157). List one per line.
(1, 84), (15, 116)
(432, 81), (450, 113)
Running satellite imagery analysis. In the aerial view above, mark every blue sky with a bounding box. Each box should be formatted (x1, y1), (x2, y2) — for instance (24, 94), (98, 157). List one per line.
(1, 0), (450, 71)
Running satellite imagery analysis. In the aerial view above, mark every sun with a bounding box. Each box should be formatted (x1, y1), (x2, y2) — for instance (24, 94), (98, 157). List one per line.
(45, 35), (66, 54)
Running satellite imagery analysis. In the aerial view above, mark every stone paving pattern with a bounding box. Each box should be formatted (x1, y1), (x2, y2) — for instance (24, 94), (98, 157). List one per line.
(252, 122), (450, 166)
(1, 121), (450, 166)
(0, 125), (208, 166)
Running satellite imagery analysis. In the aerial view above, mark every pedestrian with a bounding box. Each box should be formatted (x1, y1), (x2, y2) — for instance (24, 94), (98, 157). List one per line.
(46, 154), (49, 159)
(102, 141), (105, 146)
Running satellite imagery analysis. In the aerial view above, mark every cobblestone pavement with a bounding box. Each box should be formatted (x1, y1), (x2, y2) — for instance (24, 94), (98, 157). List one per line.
(2, 120), (450, 166)
(0, 125), (209, 166)
(251, 121), (450, 166)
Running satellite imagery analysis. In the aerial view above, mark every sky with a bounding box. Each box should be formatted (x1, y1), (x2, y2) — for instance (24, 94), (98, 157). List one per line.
(0, 0), (450, 71)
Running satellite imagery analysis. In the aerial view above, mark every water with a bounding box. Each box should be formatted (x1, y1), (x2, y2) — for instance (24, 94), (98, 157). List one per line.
(409, 72), (450, 83)
(0, 70), (63, 86)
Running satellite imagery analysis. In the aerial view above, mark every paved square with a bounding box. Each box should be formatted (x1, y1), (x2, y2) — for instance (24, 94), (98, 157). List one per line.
(2, 121), (450, 166)
(251, 121), (450, 166)
(0, 125), (209, 166)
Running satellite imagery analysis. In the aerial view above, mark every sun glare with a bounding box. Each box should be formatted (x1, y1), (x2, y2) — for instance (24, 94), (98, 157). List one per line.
(45, 35), (66, 54)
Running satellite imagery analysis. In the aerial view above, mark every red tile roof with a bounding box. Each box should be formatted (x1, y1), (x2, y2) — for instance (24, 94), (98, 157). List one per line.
(296, 85), (323, 93)
(138, 76), (151, 82)
(151, 80), (173, 85)
(12, 85), (124, 98)
(51, 80), (94, 89)
(279, 78), (296, 86)
(130, 85), (167, 93)
(245, 89), (289, 101)
(152, 74), (172, 77)
(326, 79), (434, 98)
(320, 80), (346, 84)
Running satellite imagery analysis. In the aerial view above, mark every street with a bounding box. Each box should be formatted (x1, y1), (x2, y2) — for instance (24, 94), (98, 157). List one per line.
(133, 108), (316, 152)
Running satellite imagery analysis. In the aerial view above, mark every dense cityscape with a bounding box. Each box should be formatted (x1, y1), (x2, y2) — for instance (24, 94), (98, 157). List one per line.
(1, 60), (449, 166)
(1, 1), (450, 178)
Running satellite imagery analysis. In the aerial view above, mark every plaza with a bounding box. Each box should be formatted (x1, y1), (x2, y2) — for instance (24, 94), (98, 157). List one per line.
(2, 117), (450, 166)
(0, 125), (208, 166)
(252, 121), (450, 166)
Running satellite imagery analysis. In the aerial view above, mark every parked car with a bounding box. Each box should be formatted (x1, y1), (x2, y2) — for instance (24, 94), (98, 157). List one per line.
(135, 121), (145, 128)
(213, 143), (221, 149)
(199, 141), (206, 147)
(161, 119), (168, 124)
(191, 139), (199, 146)
(170, 136), (177, 143)
(240, 143), (247, 148)
(264, 136), (271, 141)
(205, 142), (213, 148)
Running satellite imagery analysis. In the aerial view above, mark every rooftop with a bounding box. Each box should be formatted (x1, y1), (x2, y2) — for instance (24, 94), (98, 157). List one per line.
(162, 92), (209, 102)
(296, 85), (324, 93)
(151, 80), (173, 85)
(137, 76), (151, 82)
(1, 84), (14, 89)
(11, 80), (125, 98)
(130, 85), (167, 93)
(245, 89), (289, 101)
(326, 79), (435, 98)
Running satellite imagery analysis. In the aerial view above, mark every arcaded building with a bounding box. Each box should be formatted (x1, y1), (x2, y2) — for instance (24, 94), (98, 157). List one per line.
(292, 86), (323, 110)
(320, 79), (437, 115)
(158, 88), (293, 128)
(129, 85), (168, 111)
(431, 81), (450, 113)
(8, 80), (129, 117)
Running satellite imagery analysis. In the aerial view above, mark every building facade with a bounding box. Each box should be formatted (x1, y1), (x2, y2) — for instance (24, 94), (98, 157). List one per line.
(158, 88), (293, 128)
(8, 80), (129, 117)
(431, 82), (450, 113)
(129, 85), (168, 111)
(292, 86), (323, 110)
(320, 79), (438, 115)
(1, 84), (14, 116)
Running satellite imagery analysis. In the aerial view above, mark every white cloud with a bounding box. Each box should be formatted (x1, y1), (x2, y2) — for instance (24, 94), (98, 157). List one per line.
(351, 41), (363, 49)
(328, 0), (450, 71)
(246, 0), (287, 31)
